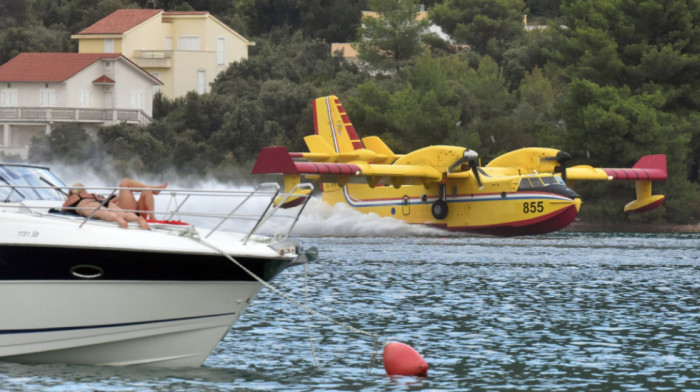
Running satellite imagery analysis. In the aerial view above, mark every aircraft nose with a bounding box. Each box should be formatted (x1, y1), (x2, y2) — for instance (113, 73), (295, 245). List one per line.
(574, 197), (582, 212)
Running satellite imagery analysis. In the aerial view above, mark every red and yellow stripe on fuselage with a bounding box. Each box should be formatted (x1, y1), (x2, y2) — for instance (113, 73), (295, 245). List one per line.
(322, 182), (581, 236)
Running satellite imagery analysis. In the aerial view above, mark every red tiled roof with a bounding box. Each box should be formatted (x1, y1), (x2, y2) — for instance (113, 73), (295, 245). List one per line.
(77, 9), (162, 35)
(0, 53), (122, 82)
(92, 75), (115, 84)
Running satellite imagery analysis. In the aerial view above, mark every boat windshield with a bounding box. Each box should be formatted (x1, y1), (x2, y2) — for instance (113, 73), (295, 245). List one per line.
(0, 164), (67, 202)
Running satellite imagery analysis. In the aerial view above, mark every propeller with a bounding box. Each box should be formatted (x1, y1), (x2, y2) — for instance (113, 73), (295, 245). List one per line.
(449, 149), (482, 188)
(542, 150), (571, 183)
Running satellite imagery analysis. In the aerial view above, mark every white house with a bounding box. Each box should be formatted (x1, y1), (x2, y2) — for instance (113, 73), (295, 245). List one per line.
(0, 52), (162, 158)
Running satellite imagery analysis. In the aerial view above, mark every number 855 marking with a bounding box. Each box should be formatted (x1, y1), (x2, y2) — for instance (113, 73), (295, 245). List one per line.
(523, 201), (544, 213)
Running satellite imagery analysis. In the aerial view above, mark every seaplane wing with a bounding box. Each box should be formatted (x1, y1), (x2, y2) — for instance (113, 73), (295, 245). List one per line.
(564, 154), (667, 213)
(566, 154), (667, 182)
(253, 145), (454, 187)
(252, 94), (667, 236)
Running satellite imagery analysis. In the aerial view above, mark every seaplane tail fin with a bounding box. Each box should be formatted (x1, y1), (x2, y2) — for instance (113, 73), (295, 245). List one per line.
(313, 95), (365, 154)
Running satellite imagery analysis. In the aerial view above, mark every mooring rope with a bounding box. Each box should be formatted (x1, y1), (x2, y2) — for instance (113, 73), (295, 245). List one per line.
(188, 235), (381, 372)
(302, 263), (321, 369)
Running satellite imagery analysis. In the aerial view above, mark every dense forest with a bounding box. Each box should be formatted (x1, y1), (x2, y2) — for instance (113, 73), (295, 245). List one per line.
(1, 0), (698, 224)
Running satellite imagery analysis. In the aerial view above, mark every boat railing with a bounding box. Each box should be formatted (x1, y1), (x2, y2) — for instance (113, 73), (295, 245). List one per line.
(0, 182), (313, 241)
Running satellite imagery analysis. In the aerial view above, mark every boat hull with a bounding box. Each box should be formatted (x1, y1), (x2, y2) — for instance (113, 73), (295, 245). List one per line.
(0, 280), (263, 367)
(0, 165), (314, 368)
(0, 213), (302, 367)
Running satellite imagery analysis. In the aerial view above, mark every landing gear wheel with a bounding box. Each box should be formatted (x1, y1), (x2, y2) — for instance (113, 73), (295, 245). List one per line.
(431, 199), (448, 220)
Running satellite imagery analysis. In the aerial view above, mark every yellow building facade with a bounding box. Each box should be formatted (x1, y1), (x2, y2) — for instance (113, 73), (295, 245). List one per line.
(73, 9), (253, 98)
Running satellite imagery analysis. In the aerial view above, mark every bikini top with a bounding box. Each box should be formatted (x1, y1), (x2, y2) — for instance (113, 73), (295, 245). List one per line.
(62, 191), (114, 212)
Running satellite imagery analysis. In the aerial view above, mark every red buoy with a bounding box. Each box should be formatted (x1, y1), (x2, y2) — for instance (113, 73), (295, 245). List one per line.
(382, 341), (429, 377)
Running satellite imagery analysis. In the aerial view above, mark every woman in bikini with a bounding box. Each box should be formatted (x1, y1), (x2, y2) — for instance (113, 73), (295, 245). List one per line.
(62, 183), (150, 229)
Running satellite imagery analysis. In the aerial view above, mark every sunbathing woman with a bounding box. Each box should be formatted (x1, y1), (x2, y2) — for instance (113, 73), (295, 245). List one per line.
(62, 183), (149, 229)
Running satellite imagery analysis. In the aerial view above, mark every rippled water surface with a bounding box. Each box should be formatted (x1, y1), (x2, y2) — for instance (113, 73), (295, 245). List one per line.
(2, 231), (699, 391)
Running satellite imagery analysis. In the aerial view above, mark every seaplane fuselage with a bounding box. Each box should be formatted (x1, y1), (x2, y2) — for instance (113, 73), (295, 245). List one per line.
(322, 172), (581, 236)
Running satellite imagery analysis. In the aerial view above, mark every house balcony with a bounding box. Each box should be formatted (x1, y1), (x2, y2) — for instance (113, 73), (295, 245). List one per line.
(0, 107), (152, 126)
(131, 50), (173, 68)
(0, 107), (153, 159)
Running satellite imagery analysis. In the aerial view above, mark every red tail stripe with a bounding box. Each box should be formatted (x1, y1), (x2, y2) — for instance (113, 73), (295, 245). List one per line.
(602, 168), (666, 180)
(253, 146), (362, 175)
(312, 99), (319, 135)
(295, 162), (360, 175)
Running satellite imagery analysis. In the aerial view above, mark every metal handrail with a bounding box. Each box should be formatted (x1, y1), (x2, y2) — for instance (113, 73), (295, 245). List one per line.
(165, 193), (192, 221)
(205, 183), (280, 239)
(242, 182), (314, 244)
(0, 182), (314, 241)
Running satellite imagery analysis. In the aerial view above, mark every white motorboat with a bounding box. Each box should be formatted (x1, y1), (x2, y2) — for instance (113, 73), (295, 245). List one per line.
(0, 163), (316, 367)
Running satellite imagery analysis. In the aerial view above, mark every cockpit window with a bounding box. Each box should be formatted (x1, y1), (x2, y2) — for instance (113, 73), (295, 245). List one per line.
(518, 178), (532, 189)
(541, 176), (558, 185)
(0, 165), (66, 202)
(519, 178), (534, 189)
(518, 175), (562, 191)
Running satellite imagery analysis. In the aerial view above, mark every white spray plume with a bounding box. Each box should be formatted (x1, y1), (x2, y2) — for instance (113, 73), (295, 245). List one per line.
(292, 197), (446, 237)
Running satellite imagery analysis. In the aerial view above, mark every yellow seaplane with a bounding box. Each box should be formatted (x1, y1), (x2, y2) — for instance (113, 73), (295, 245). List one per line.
(253, 95), (667, 236)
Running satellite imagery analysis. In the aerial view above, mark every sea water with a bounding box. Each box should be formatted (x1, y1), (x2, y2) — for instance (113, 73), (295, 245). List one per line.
(1, 203), (698, 391)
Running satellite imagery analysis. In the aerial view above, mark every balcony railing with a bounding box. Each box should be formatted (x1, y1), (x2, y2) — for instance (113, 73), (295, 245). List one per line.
(0, 107), (152, 125)
(132, 50), (173, 68)
(133, 50), (173, 59)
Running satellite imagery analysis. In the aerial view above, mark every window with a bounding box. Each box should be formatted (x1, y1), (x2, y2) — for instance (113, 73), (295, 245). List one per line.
(39, 89), (56, 107)
(541, 176), (558, 185)
(518, 178), (534, 190)
(105, 39), (114, 53)
(151, 72), (161, 94)
(217, 37), (225, 65)
(1, 89), (17, 106)
(530, 177), (545, 187)
(177, 35), (201, 51)
(197, 70), (206, 94)
(164, 36), (172, 50)
(130, 90), (144, 109)
(79, 90), (92, 107)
